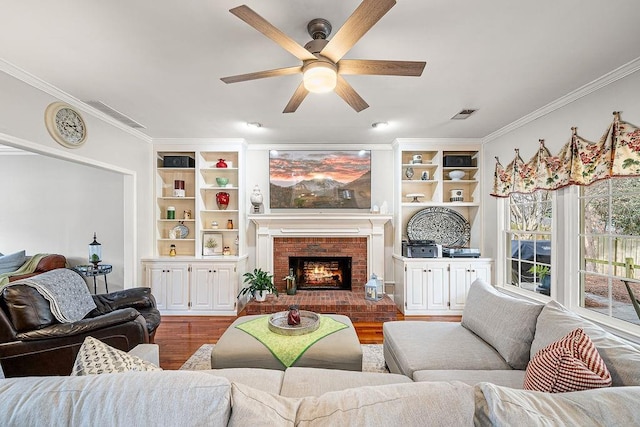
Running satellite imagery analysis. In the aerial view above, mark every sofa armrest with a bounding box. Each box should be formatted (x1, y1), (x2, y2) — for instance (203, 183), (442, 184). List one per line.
(16, 308), (142, 341)
(129, 343), (160, 366)
(90, 287), (156, 316)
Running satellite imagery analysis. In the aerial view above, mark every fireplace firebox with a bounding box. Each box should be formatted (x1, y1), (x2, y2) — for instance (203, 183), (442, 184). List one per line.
(289, 256), (352, 291)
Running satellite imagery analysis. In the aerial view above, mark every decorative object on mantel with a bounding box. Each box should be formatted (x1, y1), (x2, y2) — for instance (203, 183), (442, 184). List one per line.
(407, 207), (471, 247)
(216, 192), (230, 210)
(406, 193), (424, 203)
(492, 112), (640, 197)
(250, 185), (264, 213)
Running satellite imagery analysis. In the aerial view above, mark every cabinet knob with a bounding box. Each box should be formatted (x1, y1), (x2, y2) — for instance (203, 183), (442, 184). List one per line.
(428, 269), (432, 272)
(209, 270), (212, 273)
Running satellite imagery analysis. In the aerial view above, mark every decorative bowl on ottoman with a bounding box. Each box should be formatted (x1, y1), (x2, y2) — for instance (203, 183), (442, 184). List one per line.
(268, 310), (320, 336)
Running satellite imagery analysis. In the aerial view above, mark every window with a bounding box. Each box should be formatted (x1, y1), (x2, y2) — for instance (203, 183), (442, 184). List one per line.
(505, 190), (553, 296)
(580, 177), (640, 326)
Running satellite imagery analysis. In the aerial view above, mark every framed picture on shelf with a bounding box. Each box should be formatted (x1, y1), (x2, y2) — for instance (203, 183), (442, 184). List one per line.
(202, 232), (223, 255)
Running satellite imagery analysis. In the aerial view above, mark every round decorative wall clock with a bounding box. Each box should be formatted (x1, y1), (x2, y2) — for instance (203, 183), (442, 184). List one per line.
(44, 102), (87, 148)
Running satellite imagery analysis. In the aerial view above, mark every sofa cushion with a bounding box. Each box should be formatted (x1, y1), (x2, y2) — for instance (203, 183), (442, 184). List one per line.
(0, 250), (26, 274)
(1, 284), (57, 331)
(383, 321), (511, 378)
(414, 369), (526, 389)
(532, 300), (640, 386)
(0, 371), (231, 425)
(280, 367), (413, 397)
(203, 368), (285, 394)
(524, 328), (611, 392)
(474, 382), (640, 426)
(462, 278), (544, 369)
(228, 381), (475, 426)
(71, 336), (162, 375)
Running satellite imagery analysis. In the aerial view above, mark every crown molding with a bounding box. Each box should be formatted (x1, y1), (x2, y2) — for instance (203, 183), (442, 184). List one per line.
(0, 59), (152, 144)
(483, 56), (640, 144)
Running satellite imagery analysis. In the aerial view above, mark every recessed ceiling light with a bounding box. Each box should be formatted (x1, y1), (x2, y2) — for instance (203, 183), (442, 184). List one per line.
(371, 121), (389, 129)
(451, 109), (477, 120)
(246, 122), (262, 128)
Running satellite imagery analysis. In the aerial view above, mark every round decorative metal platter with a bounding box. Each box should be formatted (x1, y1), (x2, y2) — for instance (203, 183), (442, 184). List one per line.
(172, 223), (189, 239)
(407, 207), (471, 247)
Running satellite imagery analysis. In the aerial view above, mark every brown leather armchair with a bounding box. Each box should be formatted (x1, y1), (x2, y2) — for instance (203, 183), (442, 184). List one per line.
(0, 283), (161, 377)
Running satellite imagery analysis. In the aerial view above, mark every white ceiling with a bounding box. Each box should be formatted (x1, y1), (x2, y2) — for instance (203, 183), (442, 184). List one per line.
(2, 0), (640, 145)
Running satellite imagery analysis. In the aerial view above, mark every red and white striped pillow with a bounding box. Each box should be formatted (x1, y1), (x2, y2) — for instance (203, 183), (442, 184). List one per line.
(524, 328), (612, 393)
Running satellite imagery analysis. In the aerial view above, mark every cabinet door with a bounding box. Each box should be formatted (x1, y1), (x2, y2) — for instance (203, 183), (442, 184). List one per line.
(192, 265), (215, 311)
(426, 264), (449, 310)
(449, 264), (470, 311)
(165, 263), (190, 310)
(405, 263), (427, 311)
(469, 262), (491, 284)
(212, 263), (236, 312)
(145, 264), (167, 311)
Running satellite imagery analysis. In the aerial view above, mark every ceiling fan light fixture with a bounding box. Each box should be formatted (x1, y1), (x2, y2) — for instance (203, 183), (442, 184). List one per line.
(303, 61), (337, 93)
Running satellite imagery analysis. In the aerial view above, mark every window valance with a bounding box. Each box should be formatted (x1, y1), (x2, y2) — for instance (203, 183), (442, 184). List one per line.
(492, 112), (640, 197)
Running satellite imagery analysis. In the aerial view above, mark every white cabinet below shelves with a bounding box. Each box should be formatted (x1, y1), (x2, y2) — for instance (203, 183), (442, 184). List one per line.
(394, 257), (492, 315)
(143, 260), (239, 315)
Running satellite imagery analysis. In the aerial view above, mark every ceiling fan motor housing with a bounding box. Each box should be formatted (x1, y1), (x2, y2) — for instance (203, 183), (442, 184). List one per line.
(307, 18), (332, 39)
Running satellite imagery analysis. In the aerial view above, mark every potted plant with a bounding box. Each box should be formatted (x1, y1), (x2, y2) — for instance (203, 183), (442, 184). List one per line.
(528, 265), (550, 292)
(238, 268), (278, 302)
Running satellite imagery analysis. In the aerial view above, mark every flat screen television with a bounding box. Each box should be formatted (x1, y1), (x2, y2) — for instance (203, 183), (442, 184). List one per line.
(269, 150), (371, 209)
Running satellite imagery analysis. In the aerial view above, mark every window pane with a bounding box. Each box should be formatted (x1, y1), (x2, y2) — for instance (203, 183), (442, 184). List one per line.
(580, 177), (640, 326)
(506, 190), (552, 296)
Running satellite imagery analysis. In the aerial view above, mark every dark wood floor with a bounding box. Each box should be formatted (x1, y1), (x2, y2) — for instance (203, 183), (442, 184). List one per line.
(154, 310), (460, 370)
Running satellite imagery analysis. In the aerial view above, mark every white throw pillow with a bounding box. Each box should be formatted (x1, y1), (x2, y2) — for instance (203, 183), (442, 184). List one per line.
(72, 336), (162, 375)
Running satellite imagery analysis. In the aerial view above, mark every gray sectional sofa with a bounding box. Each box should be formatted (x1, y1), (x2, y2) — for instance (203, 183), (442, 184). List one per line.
(1, 279), (640, 425)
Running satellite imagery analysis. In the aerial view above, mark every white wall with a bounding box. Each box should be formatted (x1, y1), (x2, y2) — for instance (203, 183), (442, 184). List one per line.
(0, 153), (125, 290)
(0, 68), (153, 289)
(482, 68), (640, 273)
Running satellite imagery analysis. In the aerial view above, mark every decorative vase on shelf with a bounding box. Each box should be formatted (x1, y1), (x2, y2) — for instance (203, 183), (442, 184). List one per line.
(216, 192), (230, 210)
(448, 170), (465, 181)
(405, 166), (414, 179)
(216, 159), (228, 168)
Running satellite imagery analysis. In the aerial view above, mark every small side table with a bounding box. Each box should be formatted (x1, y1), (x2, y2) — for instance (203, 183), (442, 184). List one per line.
(74, 264), (112, 294)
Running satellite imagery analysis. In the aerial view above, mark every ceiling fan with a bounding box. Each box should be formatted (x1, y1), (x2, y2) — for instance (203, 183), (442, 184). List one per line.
(220, 0), (426, 113)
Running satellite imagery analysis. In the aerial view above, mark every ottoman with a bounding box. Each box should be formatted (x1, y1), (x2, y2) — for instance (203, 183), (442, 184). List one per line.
(211, 314), (362, 371)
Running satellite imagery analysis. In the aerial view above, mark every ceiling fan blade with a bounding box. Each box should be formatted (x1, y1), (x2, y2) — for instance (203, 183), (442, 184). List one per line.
(334, 75), (369, 112)
(221, 66), (302, 84)
(320, 0), (396, 63)
(338, 59), (426, 76)
(283, 82), (309, 113)
(230, 5), (316, 62)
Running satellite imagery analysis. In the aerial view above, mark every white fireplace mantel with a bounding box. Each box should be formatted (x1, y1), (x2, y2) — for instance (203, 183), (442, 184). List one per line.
(249, 213), (392, 279)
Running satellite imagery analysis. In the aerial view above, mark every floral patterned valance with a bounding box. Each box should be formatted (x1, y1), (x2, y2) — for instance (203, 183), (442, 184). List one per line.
(492, 112), (640, 197)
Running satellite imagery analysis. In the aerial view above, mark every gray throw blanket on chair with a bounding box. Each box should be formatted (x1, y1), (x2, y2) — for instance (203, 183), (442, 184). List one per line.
(8, 268), (97, 323)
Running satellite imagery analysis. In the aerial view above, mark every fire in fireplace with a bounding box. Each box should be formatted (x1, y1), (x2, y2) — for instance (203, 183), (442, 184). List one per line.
(289, 256), (352, 291)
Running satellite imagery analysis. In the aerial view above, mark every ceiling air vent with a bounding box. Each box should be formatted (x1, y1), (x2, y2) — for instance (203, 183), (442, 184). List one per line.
(85, 100), (146, 129)
(451, 109), (477, 120)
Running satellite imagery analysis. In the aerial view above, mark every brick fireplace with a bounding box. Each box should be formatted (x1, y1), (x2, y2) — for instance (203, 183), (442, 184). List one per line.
(246, 214), (397, 321)
(273, 237), (367, 294)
